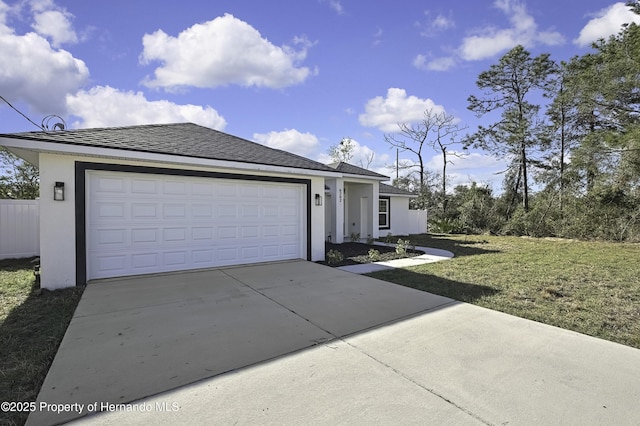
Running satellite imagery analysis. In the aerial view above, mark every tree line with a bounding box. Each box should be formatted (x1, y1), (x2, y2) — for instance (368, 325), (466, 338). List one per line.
(388, 6), (640, 242)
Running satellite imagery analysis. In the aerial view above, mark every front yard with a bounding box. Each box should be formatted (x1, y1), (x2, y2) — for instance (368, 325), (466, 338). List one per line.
(369, 234), (640, 350)
(0, 258), (83, 426)
(1, 234), (639, 424)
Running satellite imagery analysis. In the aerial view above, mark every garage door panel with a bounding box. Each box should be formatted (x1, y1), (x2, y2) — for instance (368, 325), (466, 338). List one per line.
(240, 184), (260, 197)
(217, 183), (237, 197)
(192, 204), (213, 218)
(132, 228), (159, 244)
(163, 251), (188, 266)
(95, 176), (126, 193)
(163, 227), (187, 242)
(241, 205), (259, 217)
(192, 249), (214, 263)
(131, 178), (157, 194)
(281, 224), (299, 236)
(218, 226), (237, 239)
(218, 205), (237, 217)
(94, 202), (126, 220)
(87, 171), (305, 280)
(282, 244), (299, 256)
(91, 254), (127, 275)
(242, 246), (260, 259)
(95, 228), (126, 245)
(131, 252), (159, 269)
(163, 180), (187, 195)
(192, 182), (213, 196)
(218, 248), (237, 261)
(192, 227), (213, 240)
(132, 203), (158, 219)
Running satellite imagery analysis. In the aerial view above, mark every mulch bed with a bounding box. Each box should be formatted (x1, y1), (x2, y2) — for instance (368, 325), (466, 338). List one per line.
(320, 242), (424, 267)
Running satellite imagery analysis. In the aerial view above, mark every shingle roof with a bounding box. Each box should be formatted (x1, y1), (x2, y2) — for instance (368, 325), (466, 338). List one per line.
(0, 122), (337, 173)
(327, 162), (388, 179)
(379, 182), (416, 196)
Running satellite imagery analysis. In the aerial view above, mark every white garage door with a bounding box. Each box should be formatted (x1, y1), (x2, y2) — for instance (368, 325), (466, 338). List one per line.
(87, 171), (305, 280)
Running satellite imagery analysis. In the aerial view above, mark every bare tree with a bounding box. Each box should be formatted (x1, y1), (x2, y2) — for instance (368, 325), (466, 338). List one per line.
(428, 112), (467, 212)
(357, 151), (375, 169)
(385, 109), (466, 211)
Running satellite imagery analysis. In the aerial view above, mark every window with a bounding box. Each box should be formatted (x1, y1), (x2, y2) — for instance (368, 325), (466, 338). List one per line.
(379, 197), (390, 229)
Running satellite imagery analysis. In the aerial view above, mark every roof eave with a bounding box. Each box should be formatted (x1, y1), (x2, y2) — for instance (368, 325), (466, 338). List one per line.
(340, 173), (388, 181)
(0, 137), (342, 178)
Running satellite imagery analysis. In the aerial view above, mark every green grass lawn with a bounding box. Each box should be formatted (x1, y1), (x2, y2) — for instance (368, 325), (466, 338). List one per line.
(0, 258), (83, 426)
(370, 234), (640, 349)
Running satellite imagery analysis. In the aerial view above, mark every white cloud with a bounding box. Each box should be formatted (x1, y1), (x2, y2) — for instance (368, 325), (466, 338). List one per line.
(415, 0), (565, 70)
(458, 0), (564, 61)
(574, 2), (640, 47)
(372, 26), (383, 46)
(322, 0), (344, 15)
(66, 86), (227, 130)
(31, 7), (78, 47)
(140, 14), (315, 90)
(253, 129), (320, 157)
(0, 0), (87, 114)
(413, 54), (456, 71)
(0, 1), (13, 35)
(0, 33), (88, 114)
(359, 88), (447, 132)
(432, 14), (454, 31)
(419, 11), (455, 37)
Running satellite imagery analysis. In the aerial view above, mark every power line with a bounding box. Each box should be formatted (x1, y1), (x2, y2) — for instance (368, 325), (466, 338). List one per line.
(0, 95), (44, 131)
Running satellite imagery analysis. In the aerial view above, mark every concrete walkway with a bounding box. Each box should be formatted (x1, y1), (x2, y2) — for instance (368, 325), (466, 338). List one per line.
(27, 260), (640, 425)
(337, 242), (454, 274)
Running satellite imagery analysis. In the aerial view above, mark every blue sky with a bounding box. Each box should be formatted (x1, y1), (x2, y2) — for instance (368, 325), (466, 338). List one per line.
(1, 0), (638, 191)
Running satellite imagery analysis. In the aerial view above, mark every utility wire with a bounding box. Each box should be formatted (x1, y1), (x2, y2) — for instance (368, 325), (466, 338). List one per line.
(0, 95), (44, 131)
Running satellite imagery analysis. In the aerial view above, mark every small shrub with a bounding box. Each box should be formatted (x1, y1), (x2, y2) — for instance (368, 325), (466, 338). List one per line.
(366, 234), (374, 244)
(350, 232), (361, 242)
(368, 249), (381, 262)
(385, 232), (394, 243)
(395, 238), (412, 256)
(326, 249), (344, 266)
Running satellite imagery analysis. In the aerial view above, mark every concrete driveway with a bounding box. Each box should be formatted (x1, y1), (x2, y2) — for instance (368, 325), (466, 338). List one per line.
(28, 260), (640, 425)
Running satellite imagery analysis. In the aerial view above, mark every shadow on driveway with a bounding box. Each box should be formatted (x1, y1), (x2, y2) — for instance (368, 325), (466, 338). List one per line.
(27, 260), (457, 425)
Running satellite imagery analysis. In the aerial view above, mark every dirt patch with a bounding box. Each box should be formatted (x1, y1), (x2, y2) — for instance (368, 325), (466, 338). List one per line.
(321, 242), (424, 267)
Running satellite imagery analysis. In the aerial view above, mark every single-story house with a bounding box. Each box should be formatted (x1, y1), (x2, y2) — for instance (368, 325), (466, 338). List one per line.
(0, 123), (425, 290)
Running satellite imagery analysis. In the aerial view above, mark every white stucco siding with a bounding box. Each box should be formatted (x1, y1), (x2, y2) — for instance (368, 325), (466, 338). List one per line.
(309, 176), (326, 262)
(385, 196), (411, 237)
(381, 196), (427, 237)
(39, 153), (77, 289)
(37, 153), (326, 289)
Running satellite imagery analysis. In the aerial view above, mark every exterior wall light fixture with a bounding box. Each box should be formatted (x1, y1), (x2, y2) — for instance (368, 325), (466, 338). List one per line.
(54, 182), (65, 201)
